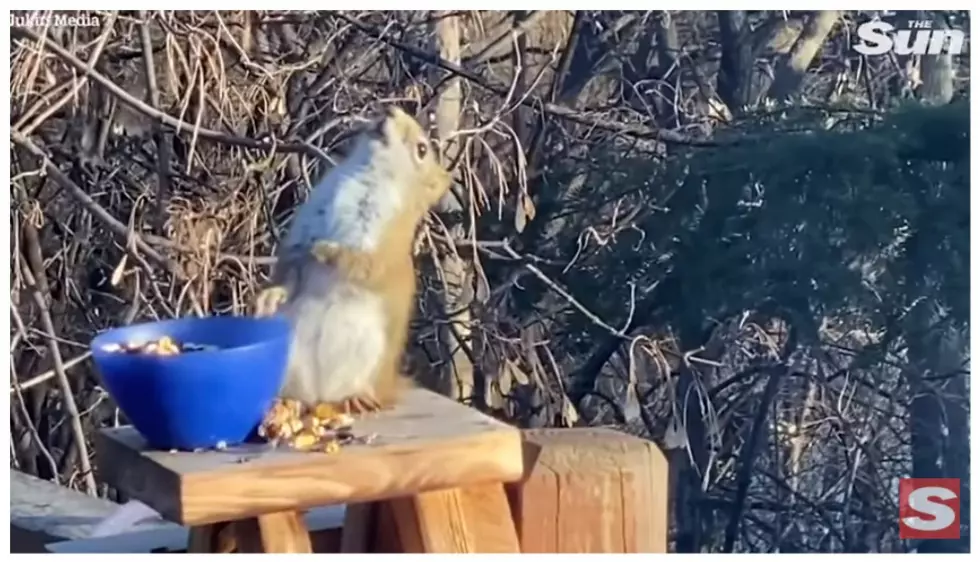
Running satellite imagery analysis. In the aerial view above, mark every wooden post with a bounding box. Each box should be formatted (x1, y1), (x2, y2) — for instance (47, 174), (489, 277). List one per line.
(507, 428), (670, 553)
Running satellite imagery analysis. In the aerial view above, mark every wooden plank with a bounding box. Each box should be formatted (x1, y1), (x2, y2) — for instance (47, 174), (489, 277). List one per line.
(386, 484), (521, 553)
(508, 428), (669, 553)
(11, 470), (116, 539)
(48, 527), (345, 554)
(233, 510), (312, 553)
(10, 470), (172, 540)
(48, 527), (193, 554)
(47, 505), (345, 553)
(95, 388), (524, 525)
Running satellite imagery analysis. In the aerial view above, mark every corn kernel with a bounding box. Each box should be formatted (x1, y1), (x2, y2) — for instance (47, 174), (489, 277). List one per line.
(327, 413), (354, 430)
(313, 403), (340, 420)
(292, 432), (318, 450)
(158, 336), (180, 354)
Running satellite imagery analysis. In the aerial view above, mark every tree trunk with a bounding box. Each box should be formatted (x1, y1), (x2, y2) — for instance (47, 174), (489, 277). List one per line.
(918, 16), (955, 105)
(430, 11), (476, 404)
(716, 11), (754, 113)
(768, 11), (840, 102)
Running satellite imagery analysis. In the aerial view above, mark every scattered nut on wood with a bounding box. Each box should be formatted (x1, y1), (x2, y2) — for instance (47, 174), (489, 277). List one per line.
(258, 399), (364, 453)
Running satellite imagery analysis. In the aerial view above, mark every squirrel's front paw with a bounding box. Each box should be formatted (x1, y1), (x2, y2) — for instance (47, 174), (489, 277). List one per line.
(308, 239), (375, 285)
(254, 286), (289, 317)
(310, 240), (343, 264)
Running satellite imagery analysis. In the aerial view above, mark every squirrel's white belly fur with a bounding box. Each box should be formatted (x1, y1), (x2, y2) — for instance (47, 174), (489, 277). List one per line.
(276, 266), (386, 404)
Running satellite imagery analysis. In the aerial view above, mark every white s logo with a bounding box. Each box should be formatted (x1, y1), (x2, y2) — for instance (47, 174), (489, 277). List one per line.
(903, 486), (957, 531)
(854, 21), (894, 56)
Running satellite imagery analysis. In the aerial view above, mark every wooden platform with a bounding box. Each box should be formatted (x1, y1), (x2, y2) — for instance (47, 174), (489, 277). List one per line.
(95, 389), (523, 526)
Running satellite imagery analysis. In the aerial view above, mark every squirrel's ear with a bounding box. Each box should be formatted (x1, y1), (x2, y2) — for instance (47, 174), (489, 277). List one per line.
(383, 105), (402, 120)
(366, 117), (386, 143)
(367, 106), (400, 143)
(383, 104), (415, 122)
(366, 106), (398, 137)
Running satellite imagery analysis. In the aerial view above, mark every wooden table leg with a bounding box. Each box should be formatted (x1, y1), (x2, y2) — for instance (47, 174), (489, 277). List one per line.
(233, 510), (313, 553)
(340, 502), (377, 552)
(187, 522), (236, 553)
(383, 483), (520, 553)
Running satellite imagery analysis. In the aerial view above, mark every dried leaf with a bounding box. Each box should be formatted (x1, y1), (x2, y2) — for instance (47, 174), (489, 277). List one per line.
(521, 192), (536, 221)
(110, 254), (128, 287)
(514, 202), (527, 233)
(497, 361), (514, 396)
(473, 258), (491, 304)
(664, 417), (687, 450)
(560, 397), (579, 427)
(505, 358), (531, 386)
(623, 383), (641, 422)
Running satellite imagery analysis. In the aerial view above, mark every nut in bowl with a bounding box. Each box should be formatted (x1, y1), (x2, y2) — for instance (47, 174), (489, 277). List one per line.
(90, 316), (292, 451)
(101, 336), (219, 356)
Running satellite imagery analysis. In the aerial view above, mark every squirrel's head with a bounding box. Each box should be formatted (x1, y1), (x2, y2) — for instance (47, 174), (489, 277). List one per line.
(358, 106), (452, 211)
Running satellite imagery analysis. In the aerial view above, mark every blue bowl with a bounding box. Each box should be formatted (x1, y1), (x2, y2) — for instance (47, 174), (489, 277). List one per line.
(90, 316), (292, 451)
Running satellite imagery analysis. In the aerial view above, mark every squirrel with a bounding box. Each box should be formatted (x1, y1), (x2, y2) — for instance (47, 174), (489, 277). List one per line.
(254, 106), (452, 416)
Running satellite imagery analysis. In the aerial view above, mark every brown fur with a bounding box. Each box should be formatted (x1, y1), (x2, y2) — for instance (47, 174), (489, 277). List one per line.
(256, 106), (451, 412)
